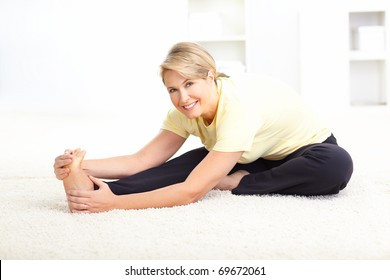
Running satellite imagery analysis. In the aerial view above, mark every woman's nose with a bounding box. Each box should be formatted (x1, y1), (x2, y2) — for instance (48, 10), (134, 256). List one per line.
(179, 90), (190, 103)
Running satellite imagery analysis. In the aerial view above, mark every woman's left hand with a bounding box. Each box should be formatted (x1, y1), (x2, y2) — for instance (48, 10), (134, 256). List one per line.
(67, 176), (117, 213)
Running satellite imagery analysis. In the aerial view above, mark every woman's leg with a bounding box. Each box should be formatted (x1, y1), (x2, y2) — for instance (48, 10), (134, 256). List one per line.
(232, 141), (353, 196)
(105, 147), (209, 195)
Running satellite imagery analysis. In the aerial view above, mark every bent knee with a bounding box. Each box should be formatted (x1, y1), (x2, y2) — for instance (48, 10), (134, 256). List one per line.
(329, 145), (353, 184)
(307, 144), (354, 188)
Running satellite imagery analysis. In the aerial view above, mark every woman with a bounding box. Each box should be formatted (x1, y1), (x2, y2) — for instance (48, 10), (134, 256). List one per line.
(54, 42), (353, 213)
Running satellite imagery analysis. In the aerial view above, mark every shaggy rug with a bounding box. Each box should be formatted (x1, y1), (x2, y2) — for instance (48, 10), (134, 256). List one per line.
(0, 106), (389, 260)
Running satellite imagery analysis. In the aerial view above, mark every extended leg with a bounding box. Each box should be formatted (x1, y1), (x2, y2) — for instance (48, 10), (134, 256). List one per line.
(106, 147), (209, 195)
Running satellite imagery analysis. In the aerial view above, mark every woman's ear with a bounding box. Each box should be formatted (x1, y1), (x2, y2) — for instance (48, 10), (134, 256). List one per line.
(207, 71), (215, 82)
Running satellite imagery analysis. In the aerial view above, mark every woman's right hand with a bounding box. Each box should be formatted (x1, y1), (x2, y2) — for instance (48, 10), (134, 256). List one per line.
(53, 149), (74, 180)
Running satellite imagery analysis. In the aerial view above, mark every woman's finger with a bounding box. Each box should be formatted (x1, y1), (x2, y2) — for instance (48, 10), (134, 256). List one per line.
(55, 168), (70, 180)
(54, 159), (72, 169)
(69, 201), (90, 212)
(88, 176), (106, 188)
(54, 154), (73, 168)
(64, 149), (74, 155)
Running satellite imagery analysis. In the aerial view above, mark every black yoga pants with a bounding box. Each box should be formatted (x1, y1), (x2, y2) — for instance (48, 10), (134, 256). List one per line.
(105, 134), (353, 196)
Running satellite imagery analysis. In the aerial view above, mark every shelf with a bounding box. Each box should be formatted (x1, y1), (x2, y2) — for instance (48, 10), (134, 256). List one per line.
(186, 0), (248, 72)
(349, 11), (386, 51)
(349, 50), (387, 61)
(348, 7), (388, 106)
(187, 0), (245, 39)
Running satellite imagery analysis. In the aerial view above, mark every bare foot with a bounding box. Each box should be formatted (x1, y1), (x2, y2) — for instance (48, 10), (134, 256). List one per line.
(63, 148), (94, 193)
(214, 170), (250, 191)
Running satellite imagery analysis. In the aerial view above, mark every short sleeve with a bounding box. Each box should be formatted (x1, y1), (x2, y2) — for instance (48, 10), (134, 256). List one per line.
(161, 108), (190, 139)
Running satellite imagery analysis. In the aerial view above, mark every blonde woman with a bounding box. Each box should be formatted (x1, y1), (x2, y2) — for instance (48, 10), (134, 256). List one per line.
(54, 42), (353, 213)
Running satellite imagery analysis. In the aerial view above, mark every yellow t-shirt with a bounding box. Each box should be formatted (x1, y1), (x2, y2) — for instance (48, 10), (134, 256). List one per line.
(161, 73), (331, 163)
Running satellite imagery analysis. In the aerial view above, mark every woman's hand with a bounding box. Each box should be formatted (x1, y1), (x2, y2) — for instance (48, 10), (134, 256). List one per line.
(53, 149), (74, 180)
(67, 176), (117, 213)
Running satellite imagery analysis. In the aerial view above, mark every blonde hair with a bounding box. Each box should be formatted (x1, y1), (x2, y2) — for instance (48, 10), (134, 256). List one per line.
(160, 42), (228, 84)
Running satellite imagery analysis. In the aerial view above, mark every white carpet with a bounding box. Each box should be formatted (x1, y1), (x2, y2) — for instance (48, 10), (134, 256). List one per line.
(0, 106), (389, 260)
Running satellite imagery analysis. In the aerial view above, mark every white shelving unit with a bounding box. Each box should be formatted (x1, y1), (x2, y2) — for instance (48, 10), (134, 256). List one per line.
(349, 6), (389, 105)
(299, 1), (389, 109)
(186, 0), (249, 75)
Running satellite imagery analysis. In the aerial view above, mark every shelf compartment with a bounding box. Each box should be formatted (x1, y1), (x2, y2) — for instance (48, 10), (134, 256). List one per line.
(349, 11), (386, 51)
(349, 50), (387, 61)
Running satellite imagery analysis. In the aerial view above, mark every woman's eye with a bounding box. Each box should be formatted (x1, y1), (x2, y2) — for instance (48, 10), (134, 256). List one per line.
(169, 88), (177, 94)
(185, 82), (193, 87)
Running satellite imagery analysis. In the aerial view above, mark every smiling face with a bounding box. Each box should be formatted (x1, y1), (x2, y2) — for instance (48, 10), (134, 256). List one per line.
(163, 70), (219, 124)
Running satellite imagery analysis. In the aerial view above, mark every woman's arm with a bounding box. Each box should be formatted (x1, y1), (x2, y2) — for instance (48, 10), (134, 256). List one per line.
(118, 150), (244, 208)
(55, 130), (186, 180)
(68, 150), (243, 212)
(84, 129), (186, 179)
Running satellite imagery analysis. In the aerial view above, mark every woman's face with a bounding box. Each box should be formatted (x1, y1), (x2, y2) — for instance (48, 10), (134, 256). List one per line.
(163, 70), (217, 123)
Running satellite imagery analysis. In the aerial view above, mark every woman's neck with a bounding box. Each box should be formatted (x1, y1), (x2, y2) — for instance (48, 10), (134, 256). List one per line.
(202, 83), (220, 125)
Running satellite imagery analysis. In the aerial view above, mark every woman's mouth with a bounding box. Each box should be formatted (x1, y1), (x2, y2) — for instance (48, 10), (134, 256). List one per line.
(183, 101), (198, 110)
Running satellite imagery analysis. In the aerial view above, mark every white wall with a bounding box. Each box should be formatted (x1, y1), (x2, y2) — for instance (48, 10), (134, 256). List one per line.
(247, 0), (352, 109)
(247, 0), (301, 92)
(298, 2), (350, 109)
(0, 0), (186, 113)
(3, 0), (383, 158)
(1, 0), (306, 113)
(2, 0), (385, 114)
